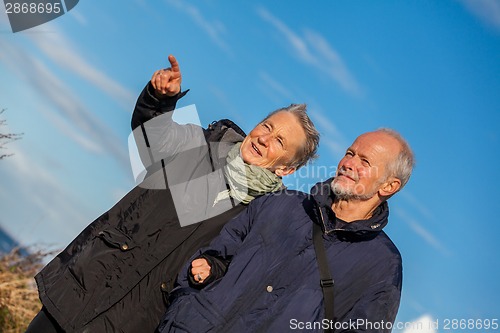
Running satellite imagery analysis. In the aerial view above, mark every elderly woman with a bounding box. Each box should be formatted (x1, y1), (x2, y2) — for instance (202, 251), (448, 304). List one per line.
(27, 55), (320, 333)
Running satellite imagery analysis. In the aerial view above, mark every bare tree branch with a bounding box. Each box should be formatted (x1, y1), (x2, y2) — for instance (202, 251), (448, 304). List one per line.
(0, 108), (23, 160)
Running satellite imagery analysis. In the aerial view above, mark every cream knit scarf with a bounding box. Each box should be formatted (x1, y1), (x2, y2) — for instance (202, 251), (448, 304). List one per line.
(213, 142), (283, 205)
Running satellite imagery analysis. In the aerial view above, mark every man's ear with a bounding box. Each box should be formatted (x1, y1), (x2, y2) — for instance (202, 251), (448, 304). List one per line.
(274, 166), (296, 177)
(378, 178), (402, 197)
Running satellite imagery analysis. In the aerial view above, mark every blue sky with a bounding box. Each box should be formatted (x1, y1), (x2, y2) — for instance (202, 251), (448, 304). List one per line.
(1, 1), (499, 331)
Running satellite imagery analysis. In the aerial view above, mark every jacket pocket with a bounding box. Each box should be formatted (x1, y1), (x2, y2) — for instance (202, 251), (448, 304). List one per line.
(97, 228), (138, 251)
(67, 227), (139, 291)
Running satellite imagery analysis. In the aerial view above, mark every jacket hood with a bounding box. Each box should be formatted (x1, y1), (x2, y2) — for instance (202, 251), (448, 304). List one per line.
(205, 119), (246, 161)
(311, 177), (390, 240)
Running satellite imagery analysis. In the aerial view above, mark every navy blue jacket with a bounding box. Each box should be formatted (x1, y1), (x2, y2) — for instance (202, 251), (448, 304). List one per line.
(158, 179), (402, 333)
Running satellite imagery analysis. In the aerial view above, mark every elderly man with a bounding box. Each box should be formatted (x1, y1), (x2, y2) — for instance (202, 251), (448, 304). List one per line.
(158, 129), (414, 333)
(27, 56), (319, 333)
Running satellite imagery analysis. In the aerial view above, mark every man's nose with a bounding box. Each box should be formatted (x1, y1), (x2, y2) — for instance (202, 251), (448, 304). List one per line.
(342, 157), (356, 170)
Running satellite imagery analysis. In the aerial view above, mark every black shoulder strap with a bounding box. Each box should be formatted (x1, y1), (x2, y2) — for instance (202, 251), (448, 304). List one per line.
(313, 221), (335, 331)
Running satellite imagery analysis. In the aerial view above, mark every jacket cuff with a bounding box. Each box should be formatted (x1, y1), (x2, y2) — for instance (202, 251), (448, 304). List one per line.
(187, 252), (230, 288)
(145, 82), (189, 112)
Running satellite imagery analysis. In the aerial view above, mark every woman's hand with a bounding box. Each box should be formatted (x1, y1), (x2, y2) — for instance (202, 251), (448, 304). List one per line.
(151, 54), (182, 98)
(191, 258), (211, 284)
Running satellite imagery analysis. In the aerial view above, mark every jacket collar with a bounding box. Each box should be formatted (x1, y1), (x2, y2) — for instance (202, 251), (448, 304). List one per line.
(311, 178), (390, 239)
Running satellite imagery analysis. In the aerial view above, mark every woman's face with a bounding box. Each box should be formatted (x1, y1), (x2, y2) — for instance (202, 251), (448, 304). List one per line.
(240, 111), (306, 176)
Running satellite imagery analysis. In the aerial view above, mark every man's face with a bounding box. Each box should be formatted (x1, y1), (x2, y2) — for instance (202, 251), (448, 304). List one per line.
(240, 111), (306, 176)
(332, 132), (401, 200)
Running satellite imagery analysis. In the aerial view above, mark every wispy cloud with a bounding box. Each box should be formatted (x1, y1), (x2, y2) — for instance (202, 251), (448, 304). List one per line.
(308, 108), (344, 141)
(206, 84), (233, 112)
(256, 7), (362, 96)
(68, 9), (88, 26)
(258, 71), (294, 101)
(1, 13), (134, 108)
(400, 191), (435, 222)
(395, 190), (454, 257)
(394, 207), (451, 257)
(165, 0), (233, 56)
(26, 28), (135, 109)
(0, 37), (130, 167)
(308, 106), (349, 161)
(303, 29), (361, 95)
(0, 147), (90, 249)
(460, 0), (500, 32)
(322, 138), (346, 162)
(38, 104), (104, 154)
(0, 7), (11, 29)
(257, 7), (314, 62)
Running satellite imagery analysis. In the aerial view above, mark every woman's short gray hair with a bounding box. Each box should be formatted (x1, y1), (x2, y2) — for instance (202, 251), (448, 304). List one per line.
(262, 104), (320, 169)
(376, 128), (415, 189)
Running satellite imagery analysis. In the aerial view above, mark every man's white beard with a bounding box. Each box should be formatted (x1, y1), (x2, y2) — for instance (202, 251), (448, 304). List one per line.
(330, 179), (376, 201)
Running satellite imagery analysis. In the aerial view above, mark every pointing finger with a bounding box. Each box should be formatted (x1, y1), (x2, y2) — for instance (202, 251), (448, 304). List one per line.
(168, 54), (180, 73)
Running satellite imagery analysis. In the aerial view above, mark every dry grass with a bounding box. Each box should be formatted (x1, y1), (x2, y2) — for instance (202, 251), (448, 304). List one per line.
(0, 249), (47, 333)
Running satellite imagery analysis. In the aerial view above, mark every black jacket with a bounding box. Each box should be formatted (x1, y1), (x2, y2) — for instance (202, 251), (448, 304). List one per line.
(158, 179), (402, 333)
(35, 83), (248, 332)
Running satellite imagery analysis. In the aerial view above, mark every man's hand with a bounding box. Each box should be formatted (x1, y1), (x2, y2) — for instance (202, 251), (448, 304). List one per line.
(151, 54), (182, 98)
(191, 258), (211, 284)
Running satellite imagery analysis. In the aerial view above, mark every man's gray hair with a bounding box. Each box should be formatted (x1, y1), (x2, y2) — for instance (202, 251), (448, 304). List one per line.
(376, 128), (415, 189)
(263, 104), (320, 169)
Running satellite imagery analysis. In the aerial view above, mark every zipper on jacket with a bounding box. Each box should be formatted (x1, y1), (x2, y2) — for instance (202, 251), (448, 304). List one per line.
(317, 204), (328, 234)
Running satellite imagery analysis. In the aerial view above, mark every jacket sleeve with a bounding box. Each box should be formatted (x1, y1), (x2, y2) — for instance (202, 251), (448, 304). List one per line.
(336, 277), (402, 333)
(130, 82), (209, 176)
(187, 251), (231, 287)
(175, 195), (265, 288)
(131, 82), (188, 130)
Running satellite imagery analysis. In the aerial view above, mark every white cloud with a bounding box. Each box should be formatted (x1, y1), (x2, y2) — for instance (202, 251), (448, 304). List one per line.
(68, 9), (88, 26)
(26, 27), (135, 109)
(400, 191), (435, 222)
(402, 314), (437, 333)
(322, 138), (346, 162)
(38, 104), (104, 154)
(0, 6), (9, 29)
(207, 84), (238, 116)
(1, 15), (134, 108)
(308, 109), (344, 141)
(256, 7), (362, 96)
(308, 107), (348, 161)
(256, 7), (314, 62)
(0, 37), (130, 167)
(0, 146), (90, 249)
(165, 0), (233, 56)
(460, 0), (500, 32)
(396, 191), (453, 257)
(303, 29), (361, 95)
(394, 208), (451, 257)
(258, 71), (294, 100)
